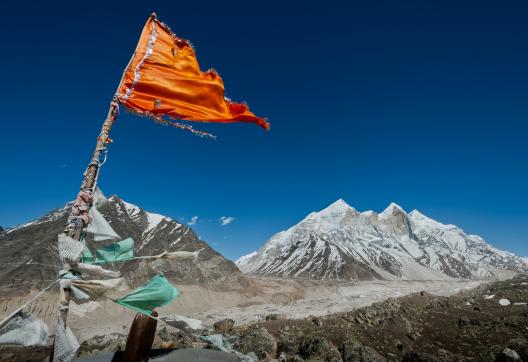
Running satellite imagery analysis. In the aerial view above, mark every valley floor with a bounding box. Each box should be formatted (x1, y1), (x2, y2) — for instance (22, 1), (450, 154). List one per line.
(2, 275), (527, 361)
(186, 277), (484, 327)
(53, 277), (489, 343)
(0, 276), (487, 344)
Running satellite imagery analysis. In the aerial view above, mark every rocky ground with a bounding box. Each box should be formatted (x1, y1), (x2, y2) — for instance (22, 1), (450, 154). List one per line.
(1, 275), (527, 361)
(80, 275), (528, 361)
(226, 274), (528, 361)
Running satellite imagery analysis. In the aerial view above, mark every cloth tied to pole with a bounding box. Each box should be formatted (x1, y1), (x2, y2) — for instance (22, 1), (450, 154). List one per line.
(58, 233), (85, 265)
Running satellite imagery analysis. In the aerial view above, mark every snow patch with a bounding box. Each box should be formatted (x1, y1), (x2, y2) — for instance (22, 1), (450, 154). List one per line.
(145, 212), (166, 234)
(122, 200), (141, 220)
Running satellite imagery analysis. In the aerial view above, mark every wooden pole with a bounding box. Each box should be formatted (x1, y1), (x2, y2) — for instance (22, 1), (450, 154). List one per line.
(61, 100), (119, 321)
(49, 34), (136, 358)
(49, 100), (119, 361)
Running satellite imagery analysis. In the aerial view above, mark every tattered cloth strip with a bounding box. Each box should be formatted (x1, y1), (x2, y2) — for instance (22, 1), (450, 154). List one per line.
(94, 237), (134, 264)
(65, 190), (93, 235)
(69, 301), (100, 318)
(85, 206), (120, 242)
(70, 285), (90, 301)
(201, 334), (258, 362)
(116, 13), (268, 136)
(72, 278), (127, 297)
(114, 273), (179, 315)
(84, 237), (199, 265)
(134, 249), (201, 261)
(58, 233), (85, 265)
(0, 312), (49, 346)
(77, 262), (121, 278)
(60, 279), (90, 302)
(53, 320), (80, 362)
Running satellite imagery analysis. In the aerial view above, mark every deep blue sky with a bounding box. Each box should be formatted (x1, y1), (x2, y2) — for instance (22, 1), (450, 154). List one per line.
(0, 1), (526, 260)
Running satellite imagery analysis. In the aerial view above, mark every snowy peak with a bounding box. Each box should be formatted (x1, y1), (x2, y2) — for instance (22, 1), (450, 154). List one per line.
(111, 197), (172, 236)
(379, 202), (407, 218)
(0, 191), (240, 293)
(237, 201), (527, 281)
(321, 198), (355, 213)
(307, 199), (358, 228)
(409, 209), (454, 227)
(378, 202), (412, 236)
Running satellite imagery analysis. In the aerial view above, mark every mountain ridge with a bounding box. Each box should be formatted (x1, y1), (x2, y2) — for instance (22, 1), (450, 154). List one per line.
(0, 191), (240, 296)
(236, 199), (527, 281)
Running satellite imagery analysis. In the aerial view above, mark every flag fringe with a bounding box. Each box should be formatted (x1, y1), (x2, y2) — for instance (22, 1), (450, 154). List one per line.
(122, 106), (216, 139)
(151, 14), (194, 51)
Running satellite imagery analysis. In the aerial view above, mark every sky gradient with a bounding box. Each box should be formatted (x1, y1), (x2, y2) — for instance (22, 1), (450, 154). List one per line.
(0, 0), (527, 260)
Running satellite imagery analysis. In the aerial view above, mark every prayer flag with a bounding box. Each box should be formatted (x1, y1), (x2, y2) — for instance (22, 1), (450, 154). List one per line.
(115, 274), (180, 315)
(116, 13), (268, 134)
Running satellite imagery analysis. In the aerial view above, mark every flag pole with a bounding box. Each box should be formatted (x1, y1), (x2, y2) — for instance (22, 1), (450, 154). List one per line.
(50, 49), (135, 359)
(59, 99), (118, 312)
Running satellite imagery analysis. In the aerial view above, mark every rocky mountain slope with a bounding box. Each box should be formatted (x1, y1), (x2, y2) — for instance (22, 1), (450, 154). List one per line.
(0, 191), (239, 296)
(237, 200), (527, 280)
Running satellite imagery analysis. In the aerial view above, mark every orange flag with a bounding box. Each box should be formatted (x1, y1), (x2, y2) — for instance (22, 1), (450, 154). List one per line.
(116, 13), (268, 136)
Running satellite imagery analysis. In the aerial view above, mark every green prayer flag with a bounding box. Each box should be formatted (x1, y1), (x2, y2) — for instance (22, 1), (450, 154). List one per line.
(94, 237), (134, 264)
(82, 248), (95, 264)
(114, 274), (180, 315)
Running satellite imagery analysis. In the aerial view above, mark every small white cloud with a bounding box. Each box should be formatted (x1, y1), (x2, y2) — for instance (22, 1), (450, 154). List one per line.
(188, 216), (198, 226)
(59, 164), (67, 169)
(219, 216), (235, 226)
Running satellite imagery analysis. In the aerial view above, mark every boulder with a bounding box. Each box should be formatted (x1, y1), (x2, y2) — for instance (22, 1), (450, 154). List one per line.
(77, 333), (127, 357)
(298, 335), (341, 361)
(278, 353), (305, 362)
(266, 314), (287, 321)
(341, 337), (385, 362)
(496, 348), (522, 361)
(457, 316), (470, 328)
(213, 318), (235, 334)
(309, 316), (323, 327)
(277, 334), (298, 355)
(233, 325), (277, 359)
(154, 326), (195, 349)
(507, 338), (528, 361)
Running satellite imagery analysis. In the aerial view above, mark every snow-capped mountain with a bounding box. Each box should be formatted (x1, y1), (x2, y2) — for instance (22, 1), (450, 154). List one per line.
(236, 200), (527, 280)
(0, 191), (239, 295)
